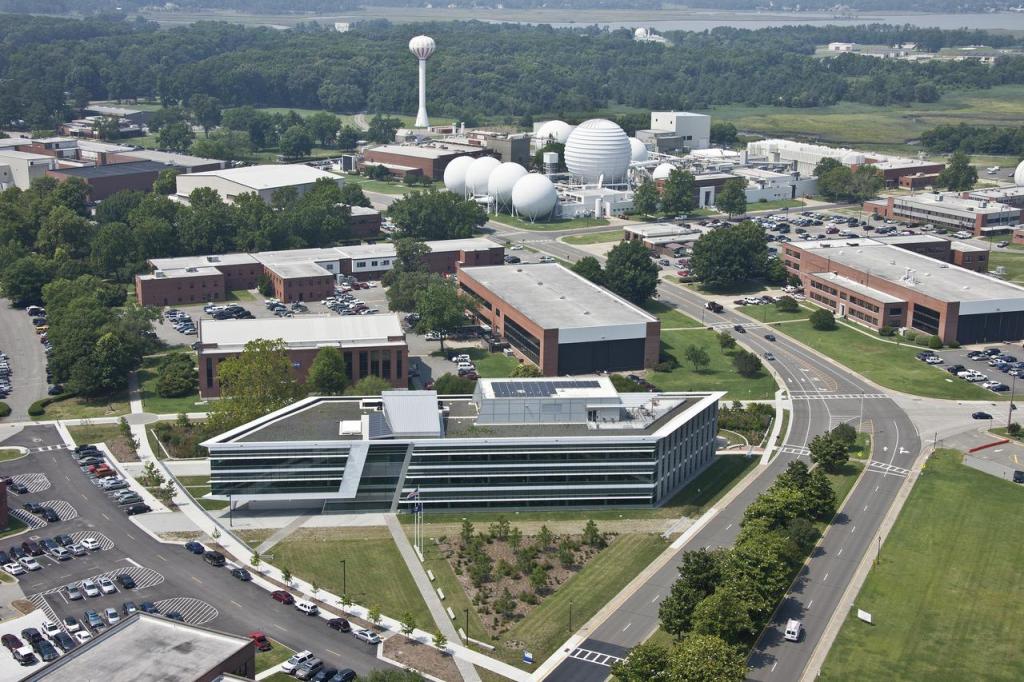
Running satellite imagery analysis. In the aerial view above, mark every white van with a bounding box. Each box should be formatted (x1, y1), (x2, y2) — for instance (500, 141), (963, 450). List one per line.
(295, 600), (319, 616)
(281, 650), (315, 673)
(784, 619), (803, 642)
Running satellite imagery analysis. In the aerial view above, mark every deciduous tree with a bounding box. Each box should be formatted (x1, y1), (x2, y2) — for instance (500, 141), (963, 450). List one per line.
(208, 339), (307, 434)
(715, 178), (747, 217)
(306, 346), (349, 395)
(937, 150), (978, 191)
(604, 240), (659, 304)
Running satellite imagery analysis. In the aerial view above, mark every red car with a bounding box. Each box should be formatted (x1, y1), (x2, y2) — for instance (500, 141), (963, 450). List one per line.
(271, 590), (294, 605)
(248, 631), (272, 651)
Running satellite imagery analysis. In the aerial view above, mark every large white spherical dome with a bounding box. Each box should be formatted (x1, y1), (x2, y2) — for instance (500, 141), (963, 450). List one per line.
(512, 174), (558, 220)
(465, 156), (502, 196)
(488, 162), (528, 205)
(535, 120), (574, 145)
(629, 137), (649, 162)
(443, 156), (475, 196)
(564, 118), (631, 183)
(652, 162), (675, 180)
(1015, 159), (1024, 186)
(409, 35), (436, 60)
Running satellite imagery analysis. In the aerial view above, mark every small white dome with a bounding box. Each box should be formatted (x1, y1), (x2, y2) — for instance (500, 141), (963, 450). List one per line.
(465, 156), (502, 196)
(1015, 159), (1024, 186)
(634, 27), (650, 39)
(409, 35), (436, 60)
(629, 137), (649, 162)
(535, 120), (574, 145)
(564, 118), (631, 184)
(443, 156), (475, 196)
(652, 162), (675, 180)
(488, 162), (528, 205)
(512, 174), (558, 221)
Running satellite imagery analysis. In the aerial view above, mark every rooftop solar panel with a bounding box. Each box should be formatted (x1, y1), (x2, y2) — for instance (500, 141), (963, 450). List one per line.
(489, 379), (602, 397)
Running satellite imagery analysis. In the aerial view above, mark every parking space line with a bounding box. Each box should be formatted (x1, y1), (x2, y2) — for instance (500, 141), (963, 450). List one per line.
(326, 649), (341, 656)
(191, 576), (202, 584)
(156, 554), (167, 562)
(101, 512), (110, 520)
(231, 600), (242, 608)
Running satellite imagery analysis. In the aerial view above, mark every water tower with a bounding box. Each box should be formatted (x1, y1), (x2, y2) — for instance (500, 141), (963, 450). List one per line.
(408, 35), (436, 128)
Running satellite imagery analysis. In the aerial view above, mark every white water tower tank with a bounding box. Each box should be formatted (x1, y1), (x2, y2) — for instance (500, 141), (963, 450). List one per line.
(564, 118), (631, 184)
(465, 156), (502, 196)
(543, 151), (559, 175)
(443, 155), (475, 196)
(487, 162), (528, 205)
(512, 174), (558, 220)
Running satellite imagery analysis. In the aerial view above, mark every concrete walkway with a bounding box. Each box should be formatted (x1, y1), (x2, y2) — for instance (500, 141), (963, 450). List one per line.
(385, 515), (481, 682)
(255, 514), (315, 554)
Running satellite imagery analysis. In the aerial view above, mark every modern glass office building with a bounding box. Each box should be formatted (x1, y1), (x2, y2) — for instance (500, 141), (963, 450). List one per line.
(202, 377), (722, 512)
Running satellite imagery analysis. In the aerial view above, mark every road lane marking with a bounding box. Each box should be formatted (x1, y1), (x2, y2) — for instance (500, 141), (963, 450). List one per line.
(156, 554), (167, 562)
(851, 526), (856, 533)
(837, 548), (843, 556)
(231, 600), (243, 608)
(726, 523), (732, 530)
(191, 576), (202, 584)
(863, 505), (869, 512)
(274, 624), (288, 632)
(124, 558), (142, 568)
(823, 572), (829, 582)
(651, 594), (660, 603)
(125, 533), (135, 540)
(622, 623), (631, 632)
(772, 662), (778, 671)
(807, 600), (813, 609)
(101, 513), (110, 520)
(326, 648), (341, 656)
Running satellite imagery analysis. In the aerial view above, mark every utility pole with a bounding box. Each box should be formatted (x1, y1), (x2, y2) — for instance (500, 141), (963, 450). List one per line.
(1008, 373), (1017, 428)
(569, 601), (573, 632)
(464, 608), (470, 643)
(229, 494), (233, 527)
(340, 559), (346, 597)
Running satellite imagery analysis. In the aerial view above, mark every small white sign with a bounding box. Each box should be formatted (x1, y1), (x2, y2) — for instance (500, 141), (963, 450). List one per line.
(857, 609), (873, 624)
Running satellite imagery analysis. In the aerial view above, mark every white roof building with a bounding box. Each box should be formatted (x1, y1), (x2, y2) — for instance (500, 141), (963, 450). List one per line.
(174, 164), (342, 204)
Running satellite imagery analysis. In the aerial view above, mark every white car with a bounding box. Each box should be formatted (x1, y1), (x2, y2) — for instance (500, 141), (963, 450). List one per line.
(538, 255), (556, 263)
(104, 607), (120, 625)
(3, 562), (25, 576)
(81, 579), (101, 597)
(80, 537), (101, 551)
(354, 629), (382, 645)
(510, 244), (524, 250)
(42, 621), (61, 638)
(97, 577), (117, 595)
(281, 651), (315, 674)
(924, 356), (943, 365)
(982, 380), (1002, 390)
(73, 631), (92, 644)
(19, 556), (41, 571)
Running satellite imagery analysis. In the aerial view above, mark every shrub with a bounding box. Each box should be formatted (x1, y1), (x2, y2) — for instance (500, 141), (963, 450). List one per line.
(27, 392), (76, 417)
(1008, 422), (1021, 437)
(156, 353), (198, 398)
(775, 296), (799, 313)
(0, 401), (9, 418)
(878, 325), (895, 337)
(927, 335), (943, 349)
(653, 361), (676, 373)
(732, 349), (763, 378)
(809, 308), (836, 331)
(915, 335), (931, 347)
(904, 330), (918, 342)
(948, 340), (961, 349)
(257, 274), (273, 297)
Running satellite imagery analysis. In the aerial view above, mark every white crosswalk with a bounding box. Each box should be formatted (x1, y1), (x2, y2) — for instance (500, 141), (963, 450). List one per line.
(790, 393), (888, 401)
(40, 499), (78, 521)
(9, 473), (51, 494)
(70, 531), (115, 551)
(567, 647), (625, 668)
(779, 445), (810, 457)
(867, 460), (911, 477)
(32, 445), (68, 453)
(154, 597), (219, 625)
(10, 508), (46, 529)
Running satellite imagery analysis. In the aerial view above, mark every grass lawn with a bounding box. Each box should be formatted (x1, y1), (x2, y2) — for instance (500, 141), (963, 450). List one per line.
(266, 527), (432, 629)
(980, 235), (1024, 251)
(642, 300), (703, 329)
(741, 303), (813, 324)
(259, 674), (294, 682)
(174, 474), (229, 510)
(431, 347), (520, 378)
(821, 449), (1024, 682)
(343, 176), (440, 195)
(659, 454), (760, 517)
(226, 289), (257, 301)
(987, 250), (1024, 284)
(498, 534), (668, 667)
(35, 390), (131, 420)
(747, 199), (804, 212)
(139, 355), (204, 415)
(0, 516), (28, 540)
(824, 460), (865, 507)
(0, 449), (24, 462)
(774, 320), (998, 401)
(562, 229), (624, 245)
(652, 328), (778, 399)
(490, 215), (610, 232)
(67, 424), (121, 446)
(849, 432), (872, 460)
(255, 639), (295, 673)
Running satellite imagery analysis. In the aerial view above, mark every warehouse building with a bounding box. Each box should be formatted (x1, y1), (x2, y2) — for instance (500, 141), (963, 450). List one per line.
(46, 159), (170, 201)
(966, 185), (1024, 209)
(636, 111), (711, 153)
(865, 192), (1020, 236)
(174, 164), (342, 204)
(201, 378), (722, 511)
(0, 149), (54, 189)
(458, 264), (660, 375)
(362, 143), (486, 180)
(197, 315), (408, 398)
(782, 238), (1024, 344)
(747, 139), (944, 187)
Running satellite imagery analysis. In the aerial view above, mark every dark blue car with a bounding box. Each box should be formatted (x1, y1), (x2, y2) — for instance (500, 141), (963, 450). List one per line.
(184, 541), (204, 554)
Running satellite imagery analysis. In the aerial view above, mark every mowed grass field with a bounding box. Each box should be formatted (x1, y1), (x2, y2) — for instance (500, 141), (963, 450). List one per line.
(562, 229), (625, 245)
(822, 449), (1024, 682)
(643, 300), (704, 329)
(490, 215), (610, 232)
(653, 328), (778, 399)
(987, 250), (1024, 284)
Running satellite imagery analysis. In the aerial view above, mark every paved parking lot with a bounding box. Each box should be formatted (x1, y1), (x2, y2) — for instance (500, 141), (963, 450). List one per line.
(0, 299), (49, 419)
(916, 340), (1024, 396)
(0, 425), (394, 676)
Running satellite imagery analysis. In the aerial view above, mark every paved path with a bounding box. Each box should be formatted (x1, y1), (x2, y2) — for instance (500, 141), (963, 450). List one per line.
(255, 514), (315, 554)
(385, 515), (481, 682)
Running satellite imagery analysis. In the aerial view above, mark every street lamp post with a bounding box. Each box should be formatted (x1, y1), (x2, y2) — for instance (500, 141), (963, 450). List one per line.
(463, 609), (470, 643)
(1008, 373), (1018, 428)
(229, 494), (233, 527)
(340, 559), (347, 597)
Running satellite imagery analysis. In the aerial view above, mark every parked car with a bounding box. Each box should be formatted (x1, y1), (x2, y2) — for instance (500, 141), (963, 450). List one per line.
(52, 631), (76, 653)
(249, 631), (272, 652)
(295, 600), (319, 616)
(1013, 470), (1024, 484)
(81, 579), (101, 598)
(122, 601), (138, 616)
(327, 618), (351, 632)
(124, 503), (151, 516)
(972, 411), (993, 420)
(18, 557), (41, 571)
(732, 324), (745, 333)
(2, 634), (22, 652)
(62, 616), (81, 633)
(295, 659), (325, 681)
(281, 651), (316, 674)
(83, 610), (104, 630)
(184, 541), (204, 554)
(80, 537), (101, 551)
(97, 577), (118, 595)
(117, 574), (137, 589)
(139, 602), (159, 614)
(354, 629), (381, 645)
(230, 567), (252, 582)
(73, 631), (92, 645)
(204, 551), (226, 567)
(271, 590), (294, 605)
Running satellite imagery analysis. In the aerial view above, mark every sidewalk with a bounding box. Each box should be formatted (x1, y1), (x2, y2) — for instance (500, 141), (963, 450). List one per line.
(385, 515), (481, 682)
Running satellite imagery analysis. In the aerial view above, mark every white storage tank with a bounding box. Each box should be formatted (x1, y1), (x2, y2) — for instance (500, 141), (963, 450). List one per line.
(443, 155), (475, 196)
(488, 162), (528, 206)
(564, 118), (631, 184)
(465, 156), (502, 196)
(512, 174), (558, 221)
(629, 137), (649, 162)
(535, 120), (574, 145)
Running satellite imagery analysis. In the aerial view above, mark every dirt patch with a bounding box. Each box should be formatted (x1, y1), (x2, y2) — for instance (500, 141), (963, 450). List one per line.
(383, 635), (461, 682)
(11, 599), (35, 615)
(423, 518), (670, 537)
(157, 531), (204, 542)
(106, 434), (140, 463)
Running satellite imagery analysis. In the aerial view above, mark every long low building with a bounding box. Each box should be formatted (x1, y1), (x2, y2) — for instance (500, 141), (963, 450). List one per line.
(197, 314), (408, 398)
(201, 378), (722, 511)
(458, 263), (660, 375)
(782, 237), (1024, 344)
(865, 192), (1021, 236)
(174, 164), (342, 204)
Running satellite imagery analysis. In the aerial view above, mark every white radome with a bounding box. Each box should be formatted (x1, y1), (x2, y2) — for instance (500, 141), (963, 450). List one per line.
(564, 118), (631, 183)
(488, 162), (528, 205)
(652, 162), (675, 180)
(1014, 159), (1024, 186)
(408, 35), (436, 60)
(629, 137), (649, 162)
(535, 120), (574, 145)
(443, 156), (475, 196)
(512, 174), (558, 220)
(464, 156), (502, 196)
(634, 27), (650, 39)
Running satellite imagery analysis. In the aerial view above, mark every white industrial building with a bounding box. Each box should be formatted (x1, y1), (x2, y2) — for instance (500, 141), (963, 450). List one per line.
(174, 164), (342, 205)
(0, 149), (54, 189)
(731, 167), (818, 201)
(636, 111), (711, 153)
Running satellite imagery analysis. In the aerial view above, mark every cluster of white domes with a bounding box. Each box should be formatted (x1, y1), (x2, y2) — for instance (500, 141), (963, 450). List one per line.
(629, 137), (649, 162)
(465, 156), (501, 196)
(1015, 159), (1024, 186)
(442, 157), (557, 220)
(511, 173), (558, 220)
(488, 162), (529, 205)
(442, 156), (475, 196)
(534, 120), (574, 145)
(564, 118), (632, 184)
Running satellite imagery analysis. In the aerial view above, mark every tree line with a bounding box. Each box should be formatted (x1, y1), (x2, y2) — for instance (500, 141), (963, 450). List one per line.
(3, 17), (1024, 129)
(921, 122), (1024, 157)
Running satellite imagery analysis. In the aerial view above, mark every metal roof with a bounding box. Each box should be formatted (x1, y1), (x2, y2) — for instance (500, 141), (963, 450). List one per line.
(182, 164), (339, 190)
(383, 390), (443, 436)
(51, 160), (168, 179)
(199, 314), (404, 351)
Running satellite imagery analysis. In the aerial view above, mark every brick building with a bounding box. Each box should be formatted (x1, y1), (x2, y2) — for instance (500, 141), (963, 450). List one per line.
(865, 193), (1020, 236)
(782, 238), (1024, 344)
(46, 160), (168, 201)
(458, 263), (660, 375)
(135, 267), (227, 306)
(348, 205), (382, 239)
(197, 315), (408, 398)
(362, 144), (485, 180)
(262, 262), (336, 303)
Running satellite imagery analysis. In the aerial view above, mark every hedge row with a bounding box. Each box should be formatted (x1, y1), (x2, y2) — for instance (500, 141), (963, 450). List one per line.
(27, 392), (76, 417)
(0, 401), (10, 418)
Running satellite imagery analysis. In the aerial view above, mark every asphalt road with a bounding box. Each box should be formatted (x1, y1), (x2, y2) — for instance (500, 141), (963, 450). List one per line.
(0, 300), (49, 420)
(1, 425), (394, 677)
(519, 235), (922, 682)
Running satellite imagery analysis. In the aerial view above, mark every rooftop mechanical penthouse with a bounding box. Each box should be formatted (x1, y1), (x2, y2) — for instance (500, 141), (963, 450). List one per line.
(202, 378), (722, 512)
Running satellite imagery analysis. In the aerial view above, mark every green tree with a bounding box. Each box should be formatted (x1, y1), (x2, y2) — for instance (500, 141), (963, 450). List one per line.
(388, 189), (487, 240)
(813, 157), (844, 178)
(433, 631), (448, 653)
(715, 178), (747, 217)
(717, 332), (736, 351)
(668, 634), (746, 682)
(190, 129), (253, 161)
(661, 169), (697, 215)
(690, 587), (755, 644)
(611, 641), (669, 682)
(368, 605), (382, 627)
(250, 551), (261, 570)
(208, 339), (307, 434)
(690, 221), (768, 291)
(731, 349), (763, 378)
(510, 363), (542, 378)
(306, 111), (340, 146)
(494, 587), (517, 619)
(279, 124), (313, 158)
(529, 564), (548, 594)
(830, 422), (857, 448)
(775, 295), (799, 313)
(684, 345), (711, 372)
(90, 221), (139, 279)
(415, 279), (467, 352)
(400, 612), (416, 636)
(188, 94), (222, 136)
(157, 121), (195, 152)
(570, 256), (604, 285)
(156, 352), (198, 398)
(338, 182), (372, 208)
(343, 375), (392, 396)
(710, 122), (739, 146)
(850, 164), (884, 201)
(805, 467), (838, 520)
(937, 150), (978, 191)
(604, 240), (659, 305)
(460, 518), (475, 547)
(809, 308), (836, 330)
(91, 116), (121, 140)
(367, 114), (402, 144)
(306, 346), (349, 395)
(281, 567), (292, 584)
(809, 433), (849, 473)
(659, 547), (725, 639)
(632, 178), (659, 216)
(337, 125), (361, 150)
(536, 524), (554, 549)
(583, 519), (605, 548)
(433, 373), (476, 394)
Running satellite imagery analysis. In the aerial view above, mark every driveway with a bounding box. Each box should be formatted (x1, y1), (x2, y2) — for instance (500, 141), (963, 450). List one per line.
(0, 299), (49, 420)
